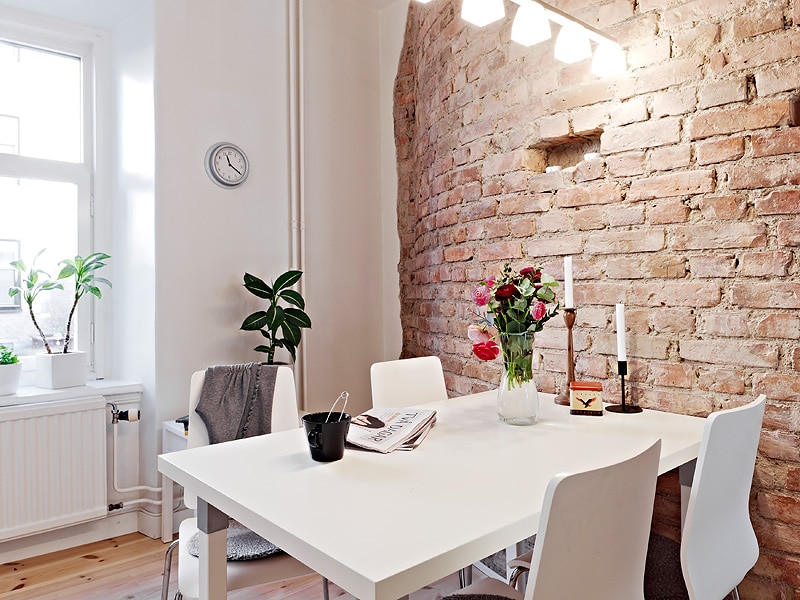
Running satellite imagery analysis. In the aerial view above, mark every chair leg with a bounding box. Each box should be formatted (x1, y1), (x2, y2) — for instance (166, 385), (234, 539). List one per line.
(508, 565), (528, 590)
(732, 587), (741, 600)
(161, 540), (180, 600)
(322, 576), (330, 600)
(457, 565), (473, 588)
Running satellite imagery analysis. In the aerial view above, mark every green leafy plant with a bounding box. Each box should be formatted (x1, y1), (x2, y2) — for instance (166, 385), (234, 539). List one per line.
(57, 252), (111, 353)
(240, 270), (311, 364)
(8, 249), (64, 354)
(0, 345), (19, 365)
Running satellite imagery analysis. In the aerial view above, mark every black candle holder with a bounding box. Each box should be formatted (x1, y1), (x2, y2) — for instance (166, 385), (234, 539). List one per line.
(606, 360), (642, 413)
(554, 308), (576, 406)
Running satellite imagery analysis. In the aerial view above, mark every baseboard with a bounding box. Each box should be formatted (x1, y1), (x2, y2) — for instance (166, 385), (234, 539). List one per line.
(0, 511), (140, 563)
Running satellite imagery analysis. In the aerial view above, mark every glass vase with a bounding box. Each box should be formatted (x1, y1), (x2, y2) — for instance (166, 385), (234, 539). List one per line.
(497, 331), (539, 425)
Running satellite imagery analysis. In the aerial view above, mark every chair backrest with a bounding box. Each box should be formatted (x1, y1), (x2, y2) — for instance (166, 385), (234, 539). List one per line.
(525, 440), (661, 600)
(370, 356), (448, 408)
(184, 365), (300, 509)
(680, 394), (766, 600)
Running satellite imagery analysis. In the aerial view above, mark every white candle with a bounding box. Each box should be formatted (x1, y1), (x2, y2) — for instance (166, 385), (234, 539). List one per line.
(564, 256), (574, 309)
(616, 303), (627, 362)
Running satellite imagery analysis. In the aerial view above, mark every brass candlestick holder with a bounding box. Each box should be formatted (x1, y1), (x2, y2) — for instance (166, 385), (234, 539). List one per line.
(554, 308), (576, 406)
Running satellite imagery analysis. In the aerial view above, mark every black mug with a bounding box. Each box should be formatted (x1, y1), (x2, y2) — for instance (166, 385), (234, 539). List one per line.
(302, 412), (351, 462)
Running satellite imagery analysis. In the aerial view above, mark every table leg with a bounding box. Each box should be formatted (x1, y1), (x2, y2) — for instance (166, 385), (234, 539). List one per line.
(197, 498), (228, 600)
(678, 459), (697, 530)
(161, 475), (174, 543)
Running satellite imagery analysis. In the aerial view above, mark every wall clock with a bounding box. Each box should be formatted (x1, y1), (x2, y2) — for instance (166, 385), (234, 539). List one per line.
(205, 142), (249, 188)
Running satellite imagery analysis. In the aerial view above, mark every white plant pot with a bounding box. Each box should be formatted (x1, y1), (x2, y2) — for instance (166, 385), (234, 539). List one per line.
(35, 351), (87, 389)
(0, 362), (22, 396)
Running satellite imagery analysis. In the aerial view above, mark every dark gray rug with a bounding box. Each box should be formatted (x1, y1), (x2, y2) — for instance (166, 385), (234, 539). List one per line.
(644, 533), (689, 600)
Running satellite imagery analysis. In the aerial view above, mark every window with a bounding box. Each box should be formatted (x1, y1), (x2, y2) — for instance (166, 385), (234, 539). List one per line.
(0, 29), (95, 366)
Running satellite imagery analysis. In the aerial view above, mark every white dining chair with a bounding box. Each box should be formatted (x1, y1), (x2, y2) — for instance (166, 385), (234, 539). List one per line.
(681, 394), (766, 600)
(370, 355), (449, 407)
(370, 356), (477, 586)
(442, 439), (662, 600)
(161, 366), (330, 600)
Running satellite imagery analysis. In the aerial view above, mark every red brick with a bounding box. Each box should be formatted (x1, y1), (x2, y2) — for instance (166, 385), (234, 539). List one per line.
(609, 98), (649, 127)
(698, 368), (746, 394)
(755, 190), (800, 215)
(650, 145), (692, 171)
(696, 137), (745, 165)
(509, 217), (534, 238)
(759, 492), (800, 526)
(690, 101), (788, 140)
(607, 151), (646, 177)
(443, 246), (473, 263)
(698, 195), (747, 220)
(679, 339), (778, 367)
(672, 23), (721, 57)
(627, 38), (671, 70)
(498, 194), (550, 215)
(651, 308), (696, 333)
(651, 88), (698, 118)
(672, 222), (767, 250)
(600, 118), (682, 154)
(485, 220), (510, 239)
(752, 129), (800, 158)
(779, 220), (800, 247)
(690, 254), (737, 278)
(585, 229), (665, 254)
(543, 80), (618, 113)
(555, 183), (621, 207)
(538, 114), (570, 140)
(529, 171), (565, 193)
(630, 170), (716, 201)
(733, 283), (800, 309)
(573, 207), (606, 231)
(702, 311), (749, 336)
(755, 63), (800, 96)
(698, 78), (748, 109)
(538, 210), (571, 233)
(753, 372), (800, 401)
(573, 159), (606, 183)
(477, 241), (523, 262)
(632, 281), (721, 308)
(648, 199), (690, 224)
(526, 235), (583, 258)
(724, 29), (800, 73)
(651, 362), (693, 388)
(609, 205), (646, 226)
(728, 160), (800, 189)
(732, 7), (785, 39)
(620, 57), (705, 97)
(572, 104), (609, 135)
(794, 347), (800, 371)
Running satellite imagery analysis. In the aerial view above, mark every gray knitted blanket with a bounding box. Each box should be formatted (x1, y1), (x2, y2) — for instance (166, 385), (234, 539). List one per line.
(194, 363), (277, 444)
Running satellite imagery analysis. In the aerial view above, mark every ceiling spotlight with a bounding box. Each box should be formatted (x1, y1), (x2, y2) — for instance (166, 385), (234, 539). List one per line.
(461, 0), (505, 27)
(553, 22), (592, 64)
(510, 1), (551, 47)
(591, 40), (627, 77)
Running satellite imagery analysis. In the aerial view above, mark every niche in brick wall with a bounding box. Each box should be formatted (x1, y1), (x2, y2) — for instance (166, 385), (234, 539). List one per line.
(535, 133), (602, 172)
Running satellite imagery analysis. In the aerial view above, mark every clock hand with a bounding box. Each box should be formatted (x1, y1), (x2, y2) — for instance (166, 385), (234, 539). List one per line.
(226, 155), (242, 176)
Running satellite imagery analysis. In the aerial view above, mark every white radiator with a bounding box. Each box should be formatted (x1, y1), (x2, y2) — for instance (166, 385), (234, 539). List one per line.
(0, 396), (108, 542)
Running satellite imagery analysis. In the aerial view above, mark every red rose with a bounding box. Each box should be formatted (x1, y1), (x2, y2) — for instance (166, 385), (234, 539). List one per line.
(532, 300), (547, 321)
(472, 340), (500, 361)
(519, 266), (541, 281)
(494, 284), (518, 300)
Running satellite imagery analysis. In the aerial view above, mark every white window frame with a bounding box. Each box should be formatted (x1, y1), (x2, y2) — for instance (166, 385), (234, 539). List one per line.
(0, 14), (109, 381)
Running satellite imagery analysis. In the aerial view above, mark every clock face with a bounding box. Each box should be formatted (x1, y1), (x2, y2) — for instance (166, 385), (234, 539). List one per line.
(205, 143), (249, 188)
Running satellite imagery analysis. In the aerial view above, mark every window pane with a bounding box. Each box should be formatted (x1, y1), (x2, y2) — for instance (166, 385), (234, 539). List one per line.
(0, 41), (82, 162)
(0, 177), (78, 357)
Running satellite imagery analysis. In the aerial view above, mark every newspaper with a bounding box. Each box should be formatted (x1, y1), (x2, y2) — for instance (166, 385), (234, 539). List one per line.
(346, 407), (437, 453)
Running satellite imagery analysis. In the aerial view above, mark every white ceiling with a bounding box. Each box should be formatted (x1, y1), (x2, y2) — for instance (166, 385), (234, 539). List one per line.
(0, 0), (142, 29)
(0, 0), (405, 29)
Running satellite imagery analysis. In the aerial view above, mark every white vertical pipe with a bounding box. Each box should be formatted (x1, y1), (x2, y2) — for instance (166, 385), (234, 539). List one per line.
(287, 0), (307, 410)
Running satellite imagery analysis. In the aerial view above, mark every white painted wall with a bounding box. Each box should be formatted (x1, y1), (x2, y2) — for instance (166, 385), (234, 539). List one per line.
(301, 0), (406, 415)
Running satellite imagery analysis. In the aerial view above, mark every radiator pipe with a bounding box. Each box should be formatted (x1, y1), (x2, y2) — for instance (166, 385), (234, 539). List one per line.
(108, 403), (162, 495)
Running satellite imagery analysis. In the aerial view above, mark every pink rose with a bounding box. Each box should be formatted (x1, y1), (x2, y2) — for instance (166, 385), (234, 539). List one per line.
(472, 340), (500, 361)
(471, 284), (491, 307)
(467, 324), (492, 344)
(532, 300), (547, 320)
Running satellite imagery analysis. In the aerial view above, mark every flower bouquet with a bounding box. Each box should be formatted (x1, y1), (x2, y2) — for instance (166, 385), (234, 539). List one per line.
(469, 263), (559, 424)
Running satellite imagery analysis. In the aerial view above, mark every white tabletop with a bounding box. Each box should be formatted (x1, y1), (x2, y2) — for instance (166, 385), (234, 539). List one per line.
(158, 392), (705, 600)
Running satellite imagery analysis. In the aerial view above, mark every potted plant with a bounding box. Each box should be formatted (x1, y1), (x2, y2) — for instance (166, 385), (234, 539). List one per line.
(240, 270), (311, 364)
(0, 344), (21, 396)
(8, 250), (111, 389)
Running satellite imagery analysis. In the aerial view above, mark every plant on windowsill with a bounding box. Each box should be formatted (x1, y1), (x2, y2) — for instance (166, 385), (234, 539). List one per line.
(0, 345), (21, 396)
(8, 250), (111, 389)
(240, 270), (311, 364)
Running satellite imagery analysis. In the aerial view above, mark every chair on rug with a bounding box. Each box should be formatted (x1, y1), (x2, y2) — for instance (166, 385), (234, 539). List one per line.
(370, 356), (476, 586)
(161, 365), (330, 600)
(444, 440), (661, 600)
(680, 394), (766, 600)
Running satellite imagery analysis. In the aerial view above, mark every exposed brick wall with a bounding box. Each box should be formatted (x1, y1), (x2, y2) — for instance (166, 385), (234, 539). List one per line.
(395, 0), (800, 595)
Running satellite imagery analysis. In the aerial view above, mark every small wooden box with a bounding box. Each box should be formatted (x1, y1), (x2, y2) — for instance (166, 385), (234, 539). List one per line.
(569, 381), (603, 416)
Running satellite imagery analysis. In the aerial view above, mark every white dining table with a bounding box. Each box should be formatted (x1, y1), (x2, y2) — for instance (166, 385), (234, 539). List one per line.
(158, 391), (706, 600)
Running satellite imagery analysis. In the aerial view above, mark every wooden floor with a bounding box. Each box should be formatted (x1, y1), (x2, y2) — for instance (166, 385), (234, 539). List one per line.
(0, 533), (475, 600)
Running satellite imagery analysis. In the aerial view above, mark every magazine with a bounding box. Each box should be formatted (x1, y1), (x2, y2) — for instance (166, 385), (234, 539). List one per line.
(346, 407), (437, 453)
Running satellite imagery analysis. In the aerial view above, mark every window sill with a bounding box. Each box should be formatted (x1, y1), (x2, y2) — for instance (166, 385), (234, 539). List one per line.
(0, 380), (144, 408)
